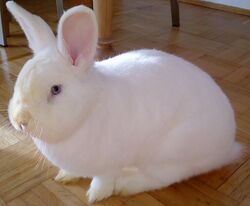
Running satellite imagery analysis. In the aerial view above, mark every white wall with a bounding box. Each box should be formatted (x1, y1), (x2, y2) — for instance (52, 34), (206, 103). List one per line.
(205, 0), (250, 9)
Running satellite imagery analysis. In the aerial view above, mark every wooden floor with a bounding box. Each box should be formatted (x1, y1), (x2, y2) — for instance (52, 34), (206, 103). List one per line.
(0, 0), (250, 205)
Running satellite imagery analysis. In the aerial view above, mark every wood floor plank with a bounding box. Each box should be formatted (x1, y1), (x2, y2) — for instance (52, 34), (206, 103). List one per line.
(162, 44), (205, 61)
(177, 35), (227, 56)
(218, 159), (250, 197)
(194, 54), (238, 79)
(197, 156), (248, 189)
(0, 141), (37, 174)
(43, 180), (87, 206)
(239, 53), (250, 67)
(187, 179), (238, 206)
(124, 193), (165, 206)
(217, 80), (250, 109)
(3, 168), (57, 202)
(237, 116), (250, 135)
(225, 66), (250, 88)
(17, 191), (48, 206)
(31, 184), (66, 206)
(7, 198), (27, 206)
(239, 195), (250, 206)
(0, 131), (19, 150)
(0, 198), (7, 206)
(230, 174), (250, 202)
(216, 46), (250, 65)
(150, 182), (230, 206)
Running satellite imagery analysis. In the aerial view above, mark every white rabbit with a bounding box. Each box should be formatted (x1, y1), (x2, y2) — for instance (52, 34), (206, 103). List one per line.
(7, 1), (242, 203)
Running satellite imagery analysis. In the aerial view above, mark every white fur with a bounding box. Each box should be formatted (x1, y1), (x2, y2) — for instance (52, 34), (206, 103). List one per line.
(7, 2), (242, 203)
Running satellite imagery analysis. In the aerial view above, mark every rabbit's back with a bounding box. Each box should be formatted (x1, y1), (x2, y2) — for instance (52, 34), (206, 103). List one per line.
(93, 49), (236, 166)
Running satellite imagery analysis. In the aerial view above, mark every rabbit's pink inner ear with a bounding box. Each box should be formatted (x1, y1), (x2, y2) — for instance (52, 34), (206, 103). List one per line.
(62, 13), (97, 66)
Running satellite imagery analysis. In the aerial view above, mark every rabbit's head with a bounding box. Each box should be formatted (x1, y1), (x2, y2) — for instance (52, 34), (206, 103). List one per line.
(7, 2), (98, 143)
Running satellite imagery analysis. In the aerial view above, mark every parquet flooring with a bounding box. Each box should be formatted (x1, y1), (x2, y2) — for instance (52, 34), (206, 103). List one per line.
(0, 0), (249, 205)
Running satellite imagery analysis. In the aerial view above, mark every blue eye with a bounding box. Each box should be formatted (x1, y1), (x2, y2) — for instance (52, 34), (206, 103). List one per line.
(51, 85), (61, 95)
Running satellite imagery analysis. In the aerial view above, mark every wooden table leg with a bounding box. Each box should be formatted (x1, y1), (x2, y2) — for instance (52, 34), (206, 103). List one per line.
(0, 0), (9, 46)
(56, 0), (64, 19)
(170, 0), (180, 27)
(93, 0), (113, 46)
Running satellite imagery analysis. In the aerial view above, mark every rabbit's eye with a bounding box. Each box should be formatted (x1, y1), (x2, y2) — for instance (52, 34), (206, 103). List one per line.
(51, 85), (61, 95)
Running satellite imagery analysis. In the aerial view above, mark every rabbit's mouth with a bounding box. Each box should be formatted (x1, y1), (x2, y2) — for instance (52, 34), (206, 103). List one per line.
(11, 117), (38, 137)
(8, 103), (40, 137)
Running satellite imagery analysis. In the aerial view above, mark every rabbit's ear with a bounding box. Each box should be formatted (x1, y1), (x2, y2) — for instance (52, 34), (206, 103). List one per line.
(6, 1), (56, 54)
(57, 5), (98, 67)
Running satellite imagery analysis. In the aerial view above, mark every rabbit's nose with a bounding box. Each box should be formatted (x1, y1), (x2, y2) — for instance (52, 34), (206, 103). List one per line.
(14, 110), (31, 131)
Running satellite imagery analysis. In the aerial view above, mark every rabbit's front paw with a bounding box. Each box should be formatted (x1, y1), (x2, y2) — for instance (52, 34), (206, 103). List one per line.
(54, 169), (81, 184)
(87, 176), (114, 203)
